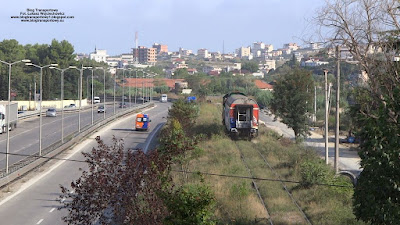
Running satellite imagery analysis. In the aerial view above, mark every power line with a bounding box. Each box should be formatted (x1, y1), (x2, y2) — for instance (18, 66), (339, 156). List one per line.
(171, 170), (354, 188)
(0, 151), (87, 163)
(0, 152), (354, 188)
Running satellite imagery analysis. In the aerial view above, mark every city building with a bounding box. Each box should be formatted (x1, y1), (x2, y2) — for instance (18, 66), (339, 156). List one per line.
(197, 48), (210, 59)
(283, 43), (299, 51)
(74, 53), (89, 61)
(132, 46), (157, 65)
(89, 47), (108, 63)
(236, 47), (251, 59)
(152, 43), (168, 54)
(179, 47), (193, 56)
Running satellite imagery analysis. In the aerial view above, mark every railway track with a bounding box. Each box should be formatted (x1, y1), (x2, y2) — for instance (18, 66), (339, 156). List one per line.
(234, 140), (312, 225)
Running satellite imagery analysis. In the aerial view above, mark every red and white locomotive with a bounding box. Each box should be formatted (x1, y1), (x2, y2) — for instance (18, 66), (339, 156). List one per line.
(222, 92), (259, 139)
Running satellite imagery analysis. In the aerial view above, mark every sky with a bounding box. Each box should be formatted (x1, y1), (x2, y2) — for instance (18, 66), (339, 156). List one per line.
(0, 0), (325, 56)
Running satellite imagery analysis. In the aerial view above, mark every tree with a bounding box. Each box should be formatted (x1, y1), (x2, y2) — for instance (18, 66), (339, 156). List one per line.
(270, 67), (314, 140)
(315, 0), (400, 223)
(241, 61), (259, 73)
(59, 137), (170, 225)
(167, 99), (199, 135)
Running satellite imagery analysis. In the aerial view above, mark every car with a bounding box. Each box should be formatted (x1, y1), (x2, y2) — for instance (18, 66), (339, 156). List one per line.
(135, 113), (151, 131)
(97, 105), (106, 113)
(160, 94), (168, 103)
(65, 103), (76, 108)
(119, 102), (127, 108)
(46, 108), (57, 117)
(94, 96), (100, 104)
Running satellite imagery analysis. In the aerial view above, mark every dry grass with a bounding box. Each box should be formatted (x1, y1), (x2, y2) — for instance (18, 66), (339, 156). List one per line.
(171, 102), (364, 225)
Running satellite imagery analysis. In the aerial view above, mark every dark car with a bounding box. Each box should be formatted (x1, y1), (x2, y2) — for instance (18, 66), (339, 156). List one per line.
(119, 102), (127, 108)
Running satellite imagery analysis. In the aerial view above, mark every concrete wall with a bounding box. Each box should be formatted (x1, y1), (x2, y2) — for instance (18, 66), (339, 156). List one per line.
(15, 99), (88, 111)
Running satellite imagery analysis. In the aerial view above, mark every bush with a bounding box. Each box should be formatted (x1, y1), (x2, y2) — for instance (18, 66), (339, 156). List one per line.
(300, 160), (331, 188)
(162, 184), (216, 225)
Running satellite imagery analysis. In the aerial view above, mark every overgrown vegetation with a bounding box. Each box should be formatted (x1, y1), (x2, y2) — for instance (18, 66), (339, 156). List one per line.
(177, 101), (362, 224)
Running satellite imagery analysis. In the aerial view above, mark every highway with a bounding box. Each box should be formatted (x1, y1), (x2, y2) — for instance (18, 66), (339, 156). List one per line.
(0, 101), (148, 171)
(0, 102), (170, 225)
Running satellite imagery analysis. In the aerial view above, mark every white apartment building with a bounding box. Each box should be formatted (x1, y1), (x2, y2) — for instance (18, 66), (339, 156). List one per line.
(89, 48), (108, 63)
(236, 47), (251, 59)
(197, 48), (210, 58)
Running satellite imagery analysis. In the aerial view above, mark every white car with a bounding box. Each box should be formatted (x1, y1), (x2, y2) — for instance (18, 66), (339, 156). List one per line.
(160, 94), (168, 103)
(94, 97), (100, 104)
(46, 108), (57, 117)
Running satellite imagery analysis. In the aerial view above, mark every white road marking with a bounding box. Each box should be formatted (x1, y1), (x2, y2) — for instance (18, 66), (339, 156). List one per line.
(49, 208), (56, 213)
(144, 123), (164, 153)
(36, 219), (44, 224)
(0, 105), (158, 207)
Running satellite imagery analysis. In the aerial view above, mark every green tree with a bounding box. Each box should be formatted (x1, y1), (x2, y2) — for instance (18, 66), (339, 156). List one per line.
(270, 67), (314, 140)
(241, 61), (259, 73)
(351, 87), (400, 224)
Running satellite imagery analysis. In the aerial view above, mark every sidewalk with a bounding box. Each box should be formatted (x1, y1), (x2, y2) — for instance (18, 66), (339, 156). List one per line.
(259, 112), (362, 176)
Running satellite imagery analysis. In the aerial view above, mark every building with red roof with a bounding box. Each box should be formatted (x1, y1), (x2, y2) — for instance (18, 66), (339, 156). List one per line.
(254, 80), (274, 91)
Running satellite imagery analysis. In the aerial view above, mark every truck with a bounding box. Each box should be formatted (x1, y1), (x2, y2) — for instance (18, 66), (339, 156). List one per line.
(0, 101), (18, 134)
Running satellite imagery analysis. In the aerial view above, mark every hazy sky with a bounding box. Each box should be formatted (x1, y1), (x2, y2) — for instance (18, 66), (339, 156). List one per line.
(0, 0), (325, 55)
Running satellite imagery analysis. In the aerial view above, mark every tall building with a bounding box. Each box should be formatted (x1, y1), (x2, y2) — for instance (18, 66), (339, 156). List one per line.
(236, 47), (251, 58)
(89, 47), (108, 63)
(252, 42), (265, 57)
(132, 46), (157, 64)
(197, 48), (210, 58)
(152, 43), (168, 54)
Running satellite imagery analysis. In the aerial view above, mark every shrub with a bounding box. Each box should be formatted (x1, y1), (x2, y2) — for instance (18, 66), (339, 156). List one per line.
(299, 160), (331, 188)
(162, 184), (216, 225)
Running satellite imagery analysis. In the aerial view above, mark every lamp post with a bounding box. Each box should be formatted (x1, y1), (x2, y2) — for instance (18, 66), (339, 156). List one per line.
(113, 69), (116, 114)
(135, 70), (137, 105)
(51, 66), (75, 143)
(95, 67), (107, 119)
(116, 67), (127, 109)
(0, 59), (30, 174)
(69, 66), (92, 132)
(25, 62), (58, 157)
(91, 69), (94, 124)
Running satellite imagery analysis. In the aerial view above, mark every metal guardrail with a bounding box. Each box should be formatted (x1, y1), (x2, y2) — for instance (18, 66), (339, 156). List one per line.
(0, 103), (153, 187)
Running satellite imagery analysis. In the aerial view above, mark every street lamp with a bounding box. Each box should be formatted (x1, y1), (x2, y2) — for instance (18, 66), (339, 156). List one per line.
(116, 67), (126, 109)
(50, 66), (74, 143)
(25, 62), (58, 157)
(0, 59), (30, 174)
(95, 67), (107, 119)
(69, 66), (92, 132)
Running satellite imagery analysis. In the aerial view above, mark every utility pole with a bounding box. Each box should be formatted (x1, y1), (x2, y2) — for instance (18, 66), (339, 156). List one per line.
(324, 69), (329, 165)
(314, 86), (317, 124)
(335, 45), (340, 173)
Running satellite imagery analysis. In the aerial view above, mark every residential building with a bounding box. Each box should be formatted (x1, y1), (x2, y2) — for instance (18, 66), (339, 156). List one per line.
(252, 42), (266, 57)
(152, 43), (168, 54)
(254, 80), (274, 91)
(300, 58), (329, 67)
(197, 48), (210, 59)
(236, 47), (251, 58)
(283, 43), (299, 51)
(89, 47), (108, 63)
(132, 46), (157, 65)
(179, 47), (192, 56)
(74, 53), (89, 61)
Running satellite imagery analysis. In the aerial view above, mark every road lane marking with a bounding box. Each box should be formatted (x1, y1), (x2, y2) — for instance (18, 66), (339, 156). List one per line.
(36, 219), (44, 224)
(0, 138), (92, 207)
(49, 208), (56, 213)
(0, 104), (160, 207)
(144, 123), (164, 153)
